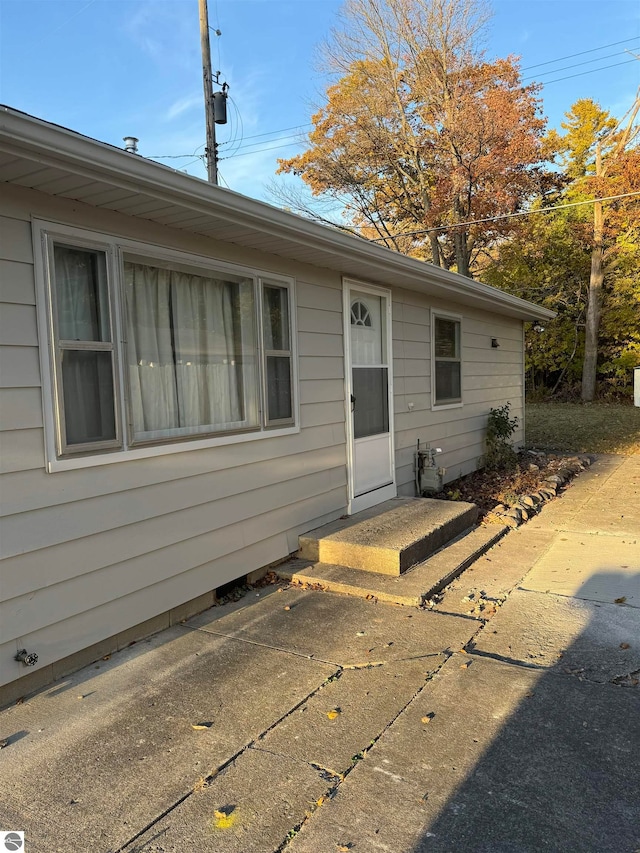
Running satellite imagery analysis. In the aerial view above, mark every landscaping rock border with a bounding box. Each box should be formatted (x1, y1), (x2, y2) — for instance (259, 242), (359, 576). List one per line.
(485, 454), (593, 528)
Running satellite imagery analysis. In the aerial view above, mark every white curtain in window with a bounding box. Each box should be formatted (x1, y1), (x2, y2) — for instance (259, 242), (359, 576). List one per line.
(54, 245), (107, 342)
(125, 263), (243, 440)
(172, 272), (242, 429)
(126, 264), (179, 436)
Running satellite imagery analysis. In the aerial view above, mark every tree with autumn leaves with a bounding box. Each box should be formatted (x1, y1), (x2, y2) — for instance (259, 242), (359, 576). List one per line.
(277, 0), (639, 398)
(485, 97), (640, 400)
(277, 0), (549, 278)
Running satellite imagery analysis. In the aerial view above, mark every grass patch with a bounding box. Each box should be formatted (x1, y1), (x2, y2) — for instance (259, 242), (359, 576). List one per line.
(525, 402), (640, 455)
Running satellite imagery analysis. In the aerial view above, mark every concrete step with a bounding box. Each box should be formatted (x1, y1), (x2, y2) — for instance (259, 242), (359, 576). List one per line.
(282, 524), (509, 606)
(298, 497), (478, 576)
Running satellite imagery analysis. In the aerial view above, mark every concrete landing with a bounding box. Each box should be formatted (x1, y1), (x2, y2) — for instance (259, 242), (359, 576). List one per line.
(299, 497), (478, 576)
(282, 524), (507, 606)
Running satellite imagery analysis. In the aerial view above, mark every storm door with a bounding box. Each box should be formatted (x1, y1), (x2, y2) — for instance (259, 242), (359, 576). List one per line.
(345, 283), (395, 513)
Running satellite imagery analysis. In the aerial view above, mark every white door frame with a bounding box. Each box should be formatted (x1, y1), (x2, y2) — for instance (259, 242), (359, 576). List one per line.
(343, 278), (396, 514)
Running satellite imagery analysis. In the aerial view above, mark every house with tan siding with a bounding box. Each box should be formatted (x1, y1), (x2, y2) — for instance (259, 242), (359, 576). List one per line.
(0, 106), (554, 701)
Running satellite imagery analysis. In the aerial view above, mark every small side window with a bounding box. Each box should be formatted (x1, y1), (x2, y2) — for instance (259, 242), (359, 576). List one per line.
(433, 315), (462, 405)
(262, 282), (294, 426)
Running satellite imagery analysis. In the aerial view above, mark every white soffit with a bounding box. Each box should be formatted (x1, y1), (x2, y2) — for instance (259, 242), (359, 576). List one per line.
(0, 106), (555, 322)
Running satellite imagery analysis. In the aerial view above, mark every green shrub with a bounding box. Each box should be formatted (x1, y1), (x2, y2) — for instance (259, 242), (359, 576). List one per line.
(483, 403), (518, 471)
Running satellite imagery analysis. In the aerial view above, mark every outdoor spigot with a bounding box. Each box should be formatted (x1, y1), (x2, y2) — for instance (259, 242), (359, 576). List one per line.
(15, 649), (38, 667)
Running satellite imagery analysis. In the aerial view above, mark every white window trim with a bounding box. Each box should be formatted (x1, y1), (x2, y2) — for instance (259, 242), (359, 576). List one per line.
(33, 219), (300, 473)
(431, 309), (463, 410)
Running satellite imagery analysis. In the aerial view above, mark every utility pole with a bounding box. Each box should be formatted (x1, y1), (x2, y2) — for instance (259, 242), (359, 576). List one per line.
(199, 0), (218, 184)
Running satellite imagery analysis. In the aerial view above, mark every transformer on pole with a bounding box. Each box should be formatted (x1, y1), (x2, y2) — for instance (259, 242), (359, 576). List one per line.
(198, 0), (228, 185)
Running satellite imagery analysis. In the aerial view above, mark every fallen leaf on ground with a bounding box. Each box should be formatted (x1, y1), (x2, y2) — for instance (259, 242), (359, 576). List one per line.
(213, 806), (237, 829)
(327, 708), (341, 720)
(614, 597), (627, 604)
(620, 643), (631, 649)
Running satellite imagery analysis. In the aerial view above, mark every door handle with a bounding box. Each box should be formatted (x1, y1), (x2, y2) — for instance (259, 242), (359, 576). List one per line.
(350, 394), (356, 412)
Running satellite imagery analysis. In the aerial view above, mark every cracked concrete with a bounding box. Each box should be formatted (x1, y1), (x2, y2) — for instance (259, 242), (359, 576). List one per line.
(1, 455), (638, 852)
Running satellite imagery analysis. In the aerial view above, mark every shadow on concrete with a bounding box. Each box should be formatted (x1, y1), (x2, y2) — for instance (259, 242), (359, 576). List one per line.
(1, 729), (29, 747)
(412, 571), (640, 853)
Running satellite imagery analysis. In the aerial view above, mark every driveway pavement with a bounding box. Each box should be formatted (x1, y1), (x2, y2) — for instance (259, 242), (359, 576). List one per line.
(1, 455), (638, 853)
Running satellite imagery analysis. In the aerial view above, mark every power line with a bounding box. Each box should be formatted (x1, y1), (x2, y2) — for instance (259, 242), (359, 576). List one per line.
(220, 131), (307, 154)
(536, 58), (638, 87)
(219, 140), (305, 160)
(368, 192), (640, 242)
(219, 123), (313, 146)
(147, 153), (199, 160)
(522, 48), (639, 81)
(521, 37), (640, 71)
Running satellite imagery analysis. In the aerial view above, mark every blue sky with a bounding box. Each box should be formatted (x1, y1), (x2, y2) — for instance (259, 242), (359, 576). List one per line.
(0, 0), (638, 202)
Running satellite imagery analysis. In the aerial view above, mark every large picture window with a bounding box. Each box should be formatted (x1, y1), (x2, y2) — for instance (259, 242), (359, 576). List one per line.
(124, 258), (258, 442)
(433, 314), (462, 405)
(41, 226), (296, 462)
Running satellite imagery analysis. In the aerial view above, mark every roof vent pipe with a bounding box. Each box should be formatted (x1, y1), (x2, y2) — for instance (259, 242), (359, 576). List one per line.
(123, 136), (139, 154)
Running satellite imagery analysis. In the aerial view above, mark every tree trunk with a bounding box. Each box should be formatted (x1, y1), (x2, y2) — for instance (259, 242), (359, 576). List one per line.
(453, 196), (472, 277)
(581, 240), (604, 401)
(581, 142), (604, 402)
(454, 229), (470, 277)
(429, 233), (441, 267)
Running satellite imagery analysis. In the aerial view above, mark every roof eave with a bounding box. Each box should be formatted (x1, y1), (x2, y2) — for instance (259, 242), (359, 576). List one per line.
(0, 106), (556, 323)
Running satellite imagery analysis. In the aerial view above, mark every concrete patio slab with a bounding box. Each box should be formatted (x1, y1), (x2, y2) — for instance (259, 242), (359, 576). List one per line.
(471, 587), (640, 681)
(520, 534), (640, 605)
(287, 655), (640, 853)
(122, 747), (329, 853)
(435, 528), (557, 616)
(282, 525), (507, 606)
(529, 455), (639, 537)
(259, 657), (434, 774)
(187, 587), (478, 666)
(0, 626), (336, 853)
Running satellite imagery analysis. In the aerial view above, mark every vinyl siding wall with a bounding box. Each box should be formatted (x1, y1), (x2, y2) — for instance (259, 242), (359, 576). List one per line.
(0, 185), (348, 690)
(391, 286), (524, 496)
(0, 183), (526, 693)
